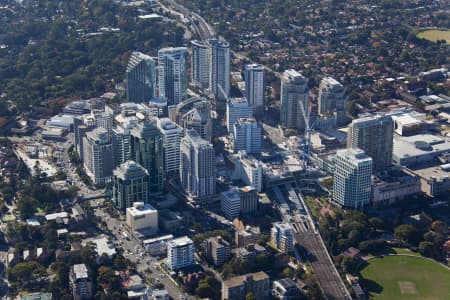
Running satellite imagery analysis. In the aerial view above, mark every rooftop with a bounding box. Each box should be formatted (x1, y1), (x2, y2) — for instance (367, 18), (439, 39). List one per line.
(127, 202), (157, 216)
(223, 271), (269, 288)
(336, 148), (372, 163)
(72, 263), (89, 279)
(393, 134), (450, 160)
(168, 236), (193, 247)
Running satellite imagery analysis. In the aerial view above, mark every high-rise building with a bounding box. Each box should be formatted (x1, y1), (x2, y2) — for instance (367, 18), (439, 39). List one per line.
(112, 116), (139, 167)
(126, 202), (158, 233)
(347, 115), (393, 172)
(221, 186), (258, 220)
(222, 271), (270, 300)
(74, 116), (96, 162)
(180, 129), (215, 204)
(181, 100), (212, 142)
(191, 40), (210, 90)
(203, 236), (231, 266)
(233, 152), (263, 192)
(280, 69), (309, 131)
(239, 186), (258, 214)
(209, 39), (230, 101)
(148, 97), (169, 118)
(112, 160), (149, 211)
(130, 120), (164, 195)
(158, 47), (188, 105)
(70, 264), (93, 300)
(318, 77), (347, 127)
(221, 188), (241, 220)
(157, 118), (183, 175)
(233, 118), (262, 154)
(226, 97), (253, 133)
(333, 148), (373, 209)
(244, 64), (265, 108)
(126, 52), (156, 103)
(166, 236), (195, 271)
(82, 128), (114, 187)
(270, 222), (294, 254)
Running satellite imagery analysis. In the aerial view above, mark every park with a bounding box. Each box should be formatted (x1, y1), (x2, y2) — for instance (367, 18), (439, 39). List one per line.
(417, 29), (450, 44)
(360, 254), (450, 300)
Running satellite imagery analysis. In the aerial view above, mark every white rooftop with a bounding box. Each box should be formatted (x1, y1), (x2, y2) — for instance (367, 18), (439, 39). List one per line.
(168, 236), (193, 247)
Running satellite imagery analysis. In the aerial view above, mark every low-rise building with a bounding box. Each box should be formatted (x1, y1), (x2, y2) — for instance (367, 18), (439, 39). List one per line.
(203, 236), (231, 266)
(126, 202), (158, 233)
(272, 278), (304, 300)
(21, 293), (53, 300)
(90, 237), (116, 262)
(222, 271), (270, 300)
(235, 226), (261, 248)
(393, 134), (450, 167)
(159, 209), (183, 232)
(371, 171), (421, 206)
(143, 234), (174, 256)
(407, 164), (450, 197)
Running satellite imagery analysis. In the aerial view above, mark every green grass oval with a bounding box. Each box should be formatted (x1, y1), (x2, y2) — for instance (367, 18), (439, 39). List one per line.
(416, 29), (450, 44)
(360, 255), (450, 300)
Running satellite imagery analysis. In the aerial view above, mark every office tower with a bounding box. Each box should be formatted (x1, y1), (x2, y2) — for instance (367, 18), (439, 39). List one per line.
(126, 202), (158, 233)
(148, 97), (168, 118)
(180, 129), (215, 203)
(166, 236), (195, 271)
(347, 115), (394, 172)
(244, 64), (264, 108)
(270, 222), (294, 253)
(126, 51), (156, 103)
(226, 97), (253, 133)
(70, 264), (93, 300)
(191, 40), (210, 90)
(209, 38), (230, 101)
(318, 77), (347, 126)
(222, 272), (270, 300)
(112, 116), (139, 167)
(280, 69), (309, 131)
(233, 118), (262, 154)
(158, 47), (188, 105)
(112, 160), (149, 211)
(181, 100), (212, 142)
(239, 186), (258, 214)
(233, 151), (263, 192)
(221, 188), (241, 220)
(203, 236), (231, 266)
(157, 118), (183, 175)
(333, 148), (373, 209)
(82, 128), (114, 187)
(130, 120), (164, 195)
(221, 186), (258, 220)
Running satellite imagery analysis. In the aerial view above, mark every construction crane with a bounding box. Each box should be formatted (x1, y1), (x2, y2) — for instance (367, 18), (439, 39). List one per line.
(299, 100), (312, 170)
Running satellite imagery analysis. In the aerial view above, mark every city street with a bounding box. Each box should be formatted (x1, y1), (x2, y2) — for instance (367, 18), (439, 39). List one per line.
(93, 206), (192, 300)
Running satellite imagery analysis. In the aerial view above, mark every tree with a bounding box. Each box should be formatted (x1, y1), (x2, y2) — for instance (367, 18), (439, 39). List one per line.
(281, 267), (294, 278)
(245, 292), (256, 300)
(8, 261), (46, 283)
(195, 282), (215, 298)
(431, 221), (448, 236)
(394, 224), (419, 245)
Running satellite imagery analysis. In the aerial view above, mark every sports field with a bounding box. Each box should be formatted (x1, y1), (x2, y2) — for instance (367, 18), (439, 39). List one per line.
(416, 29), (450, 44)
(360, 255), (450, 300)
